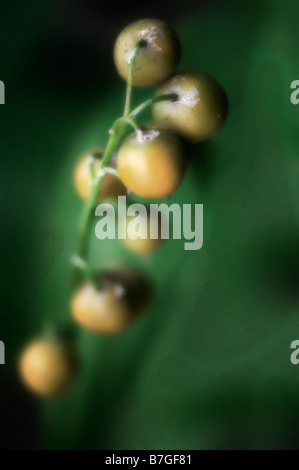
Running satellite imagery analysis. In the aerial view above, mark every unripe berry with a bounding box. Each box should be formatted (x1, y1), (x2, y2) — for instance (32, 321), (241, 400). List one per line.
(114, 19), (180, 87)
(152, 72), (228, 142)
(122, 210), (163, 254)
(117, 129), (186, 199)
(74, 148), (127, 200)
(71, 269), (151, 334)
(19, 339), (77, 397)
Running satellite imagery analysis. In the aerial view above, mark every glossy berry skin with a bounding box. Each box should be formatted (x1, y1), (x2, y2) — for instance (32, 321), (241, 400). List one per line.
(117, 129), (186, 199)
(71, 269), (151, 334)
(19, 339), (77, 397)
(152, 72), (228, 142)
(74, 148), (127, 200)
(122, 211), (163, 254)
(114, 19), (180, 87)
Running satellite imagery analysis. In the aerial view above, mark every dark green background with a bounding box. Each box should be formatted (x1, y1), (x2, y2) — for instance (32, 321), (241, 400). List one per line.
(1, 0), (299, 450)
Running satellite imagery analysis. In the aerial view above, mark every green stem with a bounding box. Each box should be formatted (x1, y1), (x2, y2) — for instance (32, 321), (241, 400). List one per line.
(129, 93), (177, 119)
(101, 167), (119, 177)
(123, 116), (141, 134)
(72, 92), (177, 288)
(71, 254), (95, 281)
(88, 157), (96, 179)
(77, 179), (101, 259)
(74, 120), (130, 266)
(123, 40), (146, 117)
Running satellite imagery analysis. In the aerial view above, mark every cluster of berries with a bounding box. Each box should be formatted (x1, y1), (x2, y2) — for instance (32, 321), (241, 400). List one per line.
(19, 19), (228, 397)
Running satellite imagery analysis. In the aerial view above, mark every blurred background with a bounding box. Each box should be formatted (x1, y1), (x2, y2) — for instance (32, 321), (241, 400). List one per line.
(1, 0), (299, 450)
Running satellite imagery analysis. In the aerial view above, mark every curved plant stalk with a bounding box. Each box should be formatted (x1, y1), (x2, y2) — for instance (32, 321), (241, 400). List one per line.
(123, 39), (147, 117)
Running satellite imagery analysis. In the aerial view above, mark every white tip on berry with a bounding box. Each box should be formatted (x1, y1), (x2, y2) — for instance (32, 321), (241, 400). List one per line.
(136, 129), (160, 143)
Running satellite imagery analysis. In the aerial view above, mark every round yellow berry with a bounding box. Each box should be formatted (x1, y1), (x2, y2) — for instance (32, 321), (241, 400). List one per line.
(74, 148), (127, 200)
(19, 339), (77, 397)
(114, 19), (180, 87)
